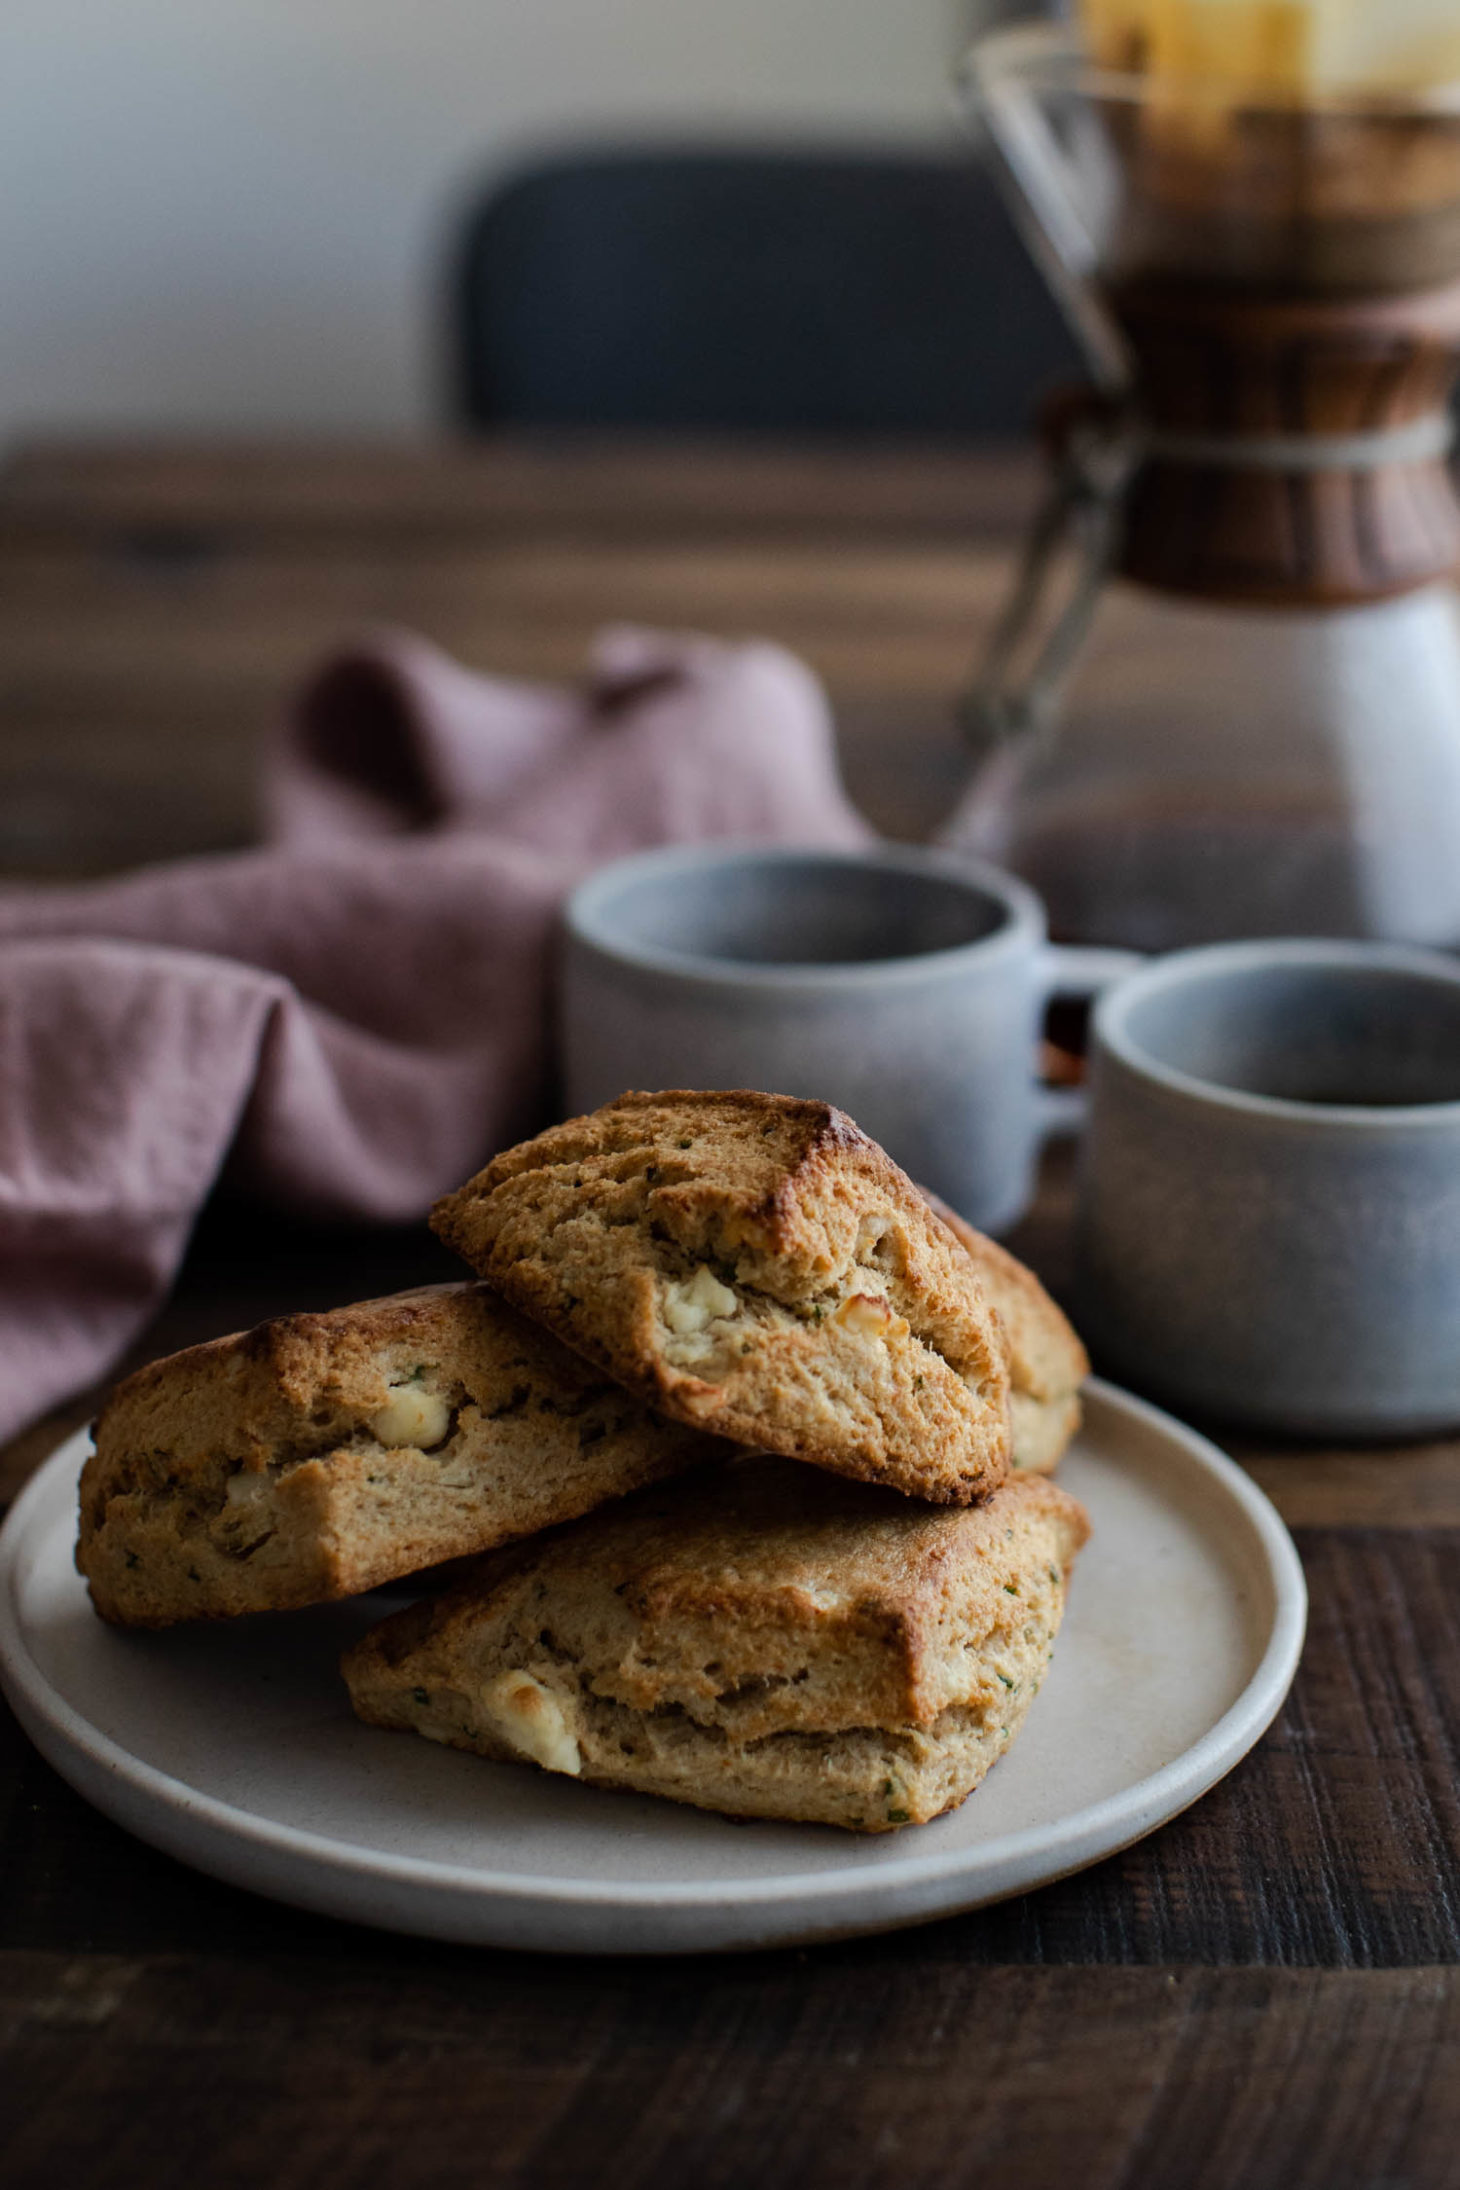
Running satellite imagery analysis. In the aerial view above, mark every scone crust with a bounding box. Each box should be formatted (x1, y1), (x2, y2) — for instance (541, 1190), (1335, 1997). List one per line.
(343, 1462), (1090, 1831)
(431, 1091), (1012, 1504)
(77, 1282), (724, 1627)
(921, 1191), (1089, 1475)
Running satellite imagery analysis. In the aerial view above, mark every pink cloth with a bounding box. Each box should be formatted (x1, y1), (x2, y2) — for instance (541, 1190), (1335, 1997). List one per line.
(0, 625), (870, 1440)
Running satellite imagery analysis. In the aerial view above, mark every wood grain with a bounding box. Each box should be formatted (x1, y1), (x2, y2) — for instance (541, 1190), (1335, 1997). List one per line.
(2, 1952), (1459, 2190)
(0, 438), (1041, 548)
(1240, 1445), (1460, 1529)
(0, 603), (976, 869)
(0, 442), (1034, 875)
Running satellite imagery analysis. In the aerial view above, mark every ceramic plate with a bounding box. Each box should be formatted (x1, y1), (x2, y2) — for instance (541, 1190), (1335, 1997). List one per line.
(0, 1380), (1304, 1955)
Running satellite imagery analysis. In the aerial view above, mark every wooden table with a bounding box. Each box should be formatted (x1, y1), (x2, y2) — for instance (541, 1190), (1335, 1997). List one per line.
(3, 440), (1459, 2190)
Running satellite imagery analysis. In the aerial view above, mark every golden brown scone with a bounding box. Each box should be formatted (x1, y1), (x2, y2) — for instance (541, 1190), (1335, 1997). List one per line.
(77, 1283), (726, 1628)
(921, 1192), (1089, 1475)
(343, 1459), (1090, 1832)
(431, 1090), (1012, 1505)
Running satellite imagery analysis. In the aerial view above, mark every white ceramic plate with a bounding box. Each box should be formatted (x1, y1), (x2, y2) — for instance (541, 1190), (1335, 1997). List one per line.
(0, 1380), (1305, 1955)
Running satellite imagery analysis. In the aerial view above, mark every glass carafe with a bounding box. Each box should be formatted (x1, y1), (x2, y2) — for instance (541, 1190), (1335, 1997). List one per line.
(942, 24), (1460, 953)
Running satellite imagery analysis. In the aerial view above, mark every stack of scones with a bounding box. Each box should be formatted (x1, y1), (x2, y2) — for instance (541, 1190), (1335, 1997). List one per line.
(76, 1091), (1091, 1833)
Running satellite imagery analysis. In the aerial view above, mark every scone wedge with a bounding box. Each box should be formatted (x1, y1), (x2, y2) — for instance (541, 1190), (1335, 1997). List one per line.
(431, 1090), (1012, 1505)
(922, 1192), (1089, 1475)
(343, 1459), (1090, 1831)
(78, 1282), (725, 1628)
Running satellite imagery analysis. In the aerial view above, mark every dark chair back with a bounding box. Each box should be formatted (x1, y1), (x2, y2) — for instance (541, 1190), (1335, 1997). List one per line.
(452, 149), (1081, 436)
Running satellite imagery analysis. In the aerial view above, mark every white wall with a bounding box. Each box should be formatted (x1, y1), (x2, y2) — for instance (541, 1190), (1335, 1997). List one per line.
(3, 1), (972, 438)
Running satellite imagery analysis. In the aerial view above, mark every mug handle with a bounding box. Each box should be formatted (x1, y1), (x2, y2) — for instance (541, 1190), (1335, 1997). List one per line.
(1033, 945), (1144, 1138)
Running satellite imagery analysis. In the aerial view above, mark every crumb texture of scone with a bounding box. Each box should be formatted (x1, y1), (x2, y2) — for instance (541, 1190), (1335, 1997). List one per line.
(920, 1191), (1089, 1475)
(77, 1283), (725, 1628)
(343, 1459), (1090, 1832)
(431, 1090), (1012, 1504)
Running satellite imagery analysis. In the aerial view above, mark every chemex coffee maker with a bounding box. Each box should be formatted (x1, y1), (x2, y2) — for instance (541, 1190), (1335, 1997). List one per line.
(944, 1), (1460, 950)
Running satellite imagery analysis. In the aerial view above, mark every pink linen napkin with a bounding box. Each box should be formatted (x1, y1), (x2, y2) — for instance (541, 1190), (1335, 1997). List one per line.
(0, 624), (871, 1442)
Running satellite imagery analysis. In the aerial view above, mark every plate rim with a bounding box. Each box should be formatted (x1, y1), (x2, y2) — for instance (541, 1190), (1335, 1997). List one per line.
(0, 1378), (1307, 1926)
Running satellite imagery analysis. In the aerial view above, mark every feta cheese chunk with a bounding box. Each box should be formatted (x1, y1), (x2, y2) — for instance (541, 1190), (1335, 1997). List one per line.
(835, 1292), (909, 1340)
(370, 1378), (451, 1452)
(662, 1265), (739, 1337)
(224, 1470), (270, 1509)
(484, 1671), (582, 1776)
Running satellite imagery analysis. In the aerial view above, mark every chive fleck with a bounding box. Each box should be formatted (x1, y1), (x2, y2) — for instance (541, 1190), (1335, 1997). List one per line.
(412, 1687), (430, 1706)
(887, 1808), (911, 1824)
(1003, 1583), (1018, 1595)
(997, 1672), (1015, 1691)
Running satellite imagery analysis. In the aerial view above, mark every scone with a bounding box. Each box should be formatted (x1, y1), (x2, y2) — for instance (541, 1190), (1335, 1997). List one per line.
(431, 1090), (1012, 1505)
(922, 1192), (1089, 1475)
(343, 1459), (1090, 1832)
(77, 1282), (725, 1628)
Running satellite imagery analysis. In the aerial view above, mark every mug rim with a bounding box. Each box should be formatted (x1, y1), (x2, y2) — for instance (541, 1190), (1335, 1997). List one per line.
(564, 839), (1047, 990)
(1093, 937), (1460, 1128)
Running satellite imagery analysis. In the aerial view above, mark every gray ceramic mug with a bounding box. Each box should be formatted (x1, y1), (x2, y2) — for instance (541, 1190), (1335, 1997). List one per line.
(560, 841), (1134, 1233)
(1076, 939), (1460, 1437)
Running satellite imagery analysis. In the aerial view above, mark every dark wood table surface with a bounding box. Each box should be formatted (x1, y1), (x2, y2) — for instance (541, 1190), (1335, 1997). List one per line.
(3, 439), (1459, 2190)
